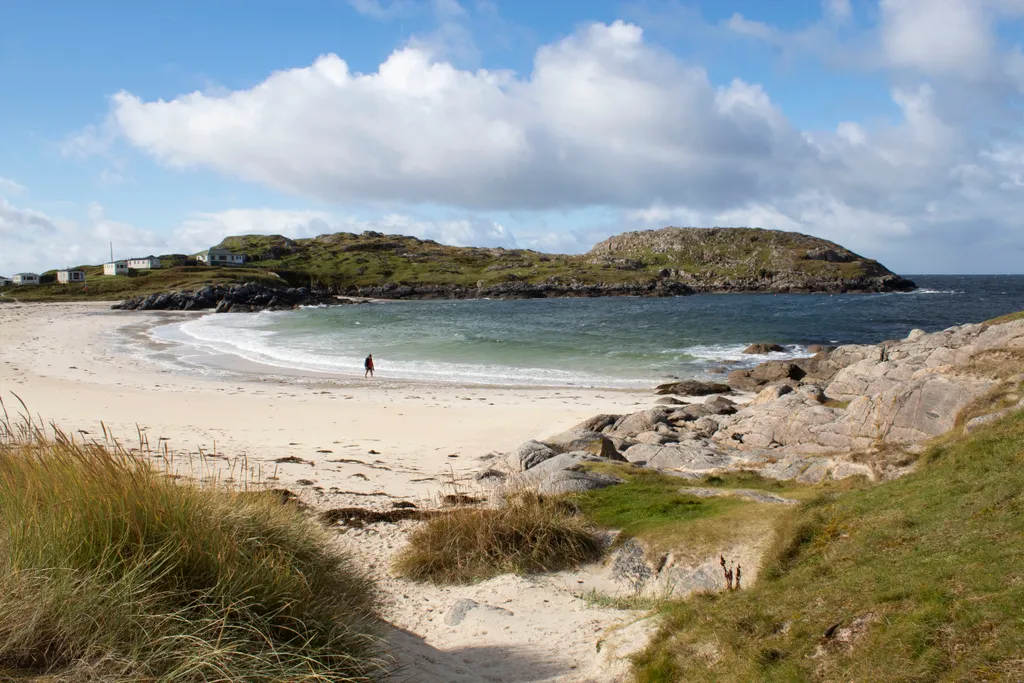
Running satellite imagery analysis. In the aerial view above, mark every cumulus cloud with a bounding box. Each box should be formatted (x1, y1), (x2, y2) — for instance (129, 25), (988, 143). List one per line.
(62, 15), (1024, 272)
(104, 21), (806, 212)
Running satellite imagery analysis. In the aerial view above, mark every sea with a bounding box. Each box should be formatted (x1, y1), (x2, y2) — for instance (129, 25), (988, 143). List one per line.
(146, 275), (1024, 389)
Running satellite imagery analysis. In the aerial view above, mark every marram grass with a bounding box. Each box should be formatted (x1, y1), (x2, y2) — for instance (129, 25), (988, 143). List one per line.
(0, 406), (386, 682)
(393, 491), (604, 584)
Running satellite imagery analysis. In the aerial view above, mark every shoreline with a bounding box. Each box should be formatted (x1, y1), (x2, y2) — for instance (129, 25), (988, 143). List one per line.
(0, 302), (655, 503)
(0, 300), (663, 680)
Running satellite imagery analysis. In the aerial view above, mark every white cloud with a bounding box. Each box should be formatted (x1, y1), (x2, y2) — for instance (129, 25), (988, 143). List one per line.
(0, 177), (27, 196)
(0, 199), (168, 275)
(880, 0), (994, 77)
(59, 17), (1024, 273)
(724, 13), (774, 40)
(347, 0), (418, 20)
(105, 22), (805, 213)
(824, 0), (852, 22)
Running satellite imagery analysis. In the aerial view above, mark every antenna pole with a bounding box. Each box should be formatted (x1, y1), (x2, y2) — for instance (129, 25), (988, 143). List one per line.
(110, 241), (113, 263)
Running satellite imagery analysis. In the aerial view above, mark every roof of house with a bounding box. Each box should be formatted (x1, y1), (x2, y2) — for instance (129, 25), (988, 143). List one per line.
(14, 272), (38, 277)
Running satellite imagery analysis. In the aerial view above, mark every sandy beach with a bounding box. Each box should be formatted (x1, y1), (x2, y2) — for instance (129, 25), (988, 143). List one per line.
(0, 301), (657, 682)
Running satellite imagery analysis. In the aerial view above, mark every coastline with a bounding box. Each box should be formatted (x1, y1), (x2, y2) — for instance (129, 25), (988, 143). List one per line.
(0, 300), (666, 681)
(0, 301), (652, 502)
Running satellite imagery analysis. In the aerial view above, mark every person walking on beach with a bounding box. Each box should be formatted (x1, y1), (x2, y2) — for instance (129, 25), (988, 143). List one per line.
(364, 354), (374, 378)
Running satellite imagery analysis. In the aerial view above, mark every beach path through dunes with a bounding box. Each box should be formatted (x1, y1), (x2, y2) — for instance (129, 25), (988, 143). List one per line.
(0, 301), (655, 682)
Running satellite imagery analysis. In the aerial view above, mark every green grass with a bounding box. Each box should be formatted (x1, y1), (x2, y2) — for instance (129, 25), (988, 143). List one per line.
(983, 310), (1024, 325)
(0, 411), (386, 682)
(6, 263), (283, 302)
(571, 464), (822, 562)
(632, 408), (1024, 682)
(392, 491), (604, 584)
(7, 227), (911, 303)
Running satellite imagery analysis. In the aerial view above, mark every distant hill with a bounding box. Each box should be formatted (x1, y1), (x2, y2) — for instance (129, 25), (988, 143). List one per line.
(8, 227), (915, 302)
(216, 226), (915, 298)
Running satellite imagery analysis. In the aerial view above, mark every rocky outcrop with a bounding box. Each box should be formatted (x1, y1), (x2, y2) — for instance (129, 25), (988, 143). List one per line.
(341, 279), (695, 300)
(742, 343), (787, 354)
(112, 283), (353, 313)
(655, 380), (731, 396)
(479, 317), (1024, 490)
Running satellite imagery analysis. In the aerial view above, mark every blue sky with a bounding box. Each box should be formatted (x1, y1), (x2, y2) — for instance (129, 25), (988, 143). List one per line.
(3, 0), (1024, 275)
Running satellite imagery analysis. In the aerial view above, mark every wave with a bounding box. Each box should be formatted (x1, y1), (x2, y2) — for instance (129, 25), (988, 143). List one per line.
(908, 289), (963, 295)
(151, 315), (650, 388)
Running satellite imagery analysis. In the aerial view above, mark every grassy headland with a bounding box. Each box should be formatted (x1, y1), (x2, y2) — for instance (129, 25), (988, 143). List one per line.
(0, 413), (385, 682)
(3, 226), (915, 302)
(632, 407), (1024, 682)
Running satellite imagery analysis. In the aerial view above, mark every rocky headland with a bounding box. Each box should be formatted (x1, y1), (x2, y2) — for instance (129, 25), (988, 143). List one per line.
(485, 317), (1024, 488)
(474, 316), (1024, 599)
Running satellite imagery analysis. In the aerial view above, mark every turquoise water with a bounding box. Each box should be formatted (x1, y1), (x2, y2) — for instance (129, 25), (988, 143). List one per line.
(151, 276), (1024, 388)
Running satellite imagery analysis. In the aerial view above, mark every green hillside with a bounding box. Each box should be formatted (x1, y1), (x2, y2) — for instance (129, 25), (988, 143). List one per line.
(2, 227), (915, 302)
(633, 406), (1024, 682)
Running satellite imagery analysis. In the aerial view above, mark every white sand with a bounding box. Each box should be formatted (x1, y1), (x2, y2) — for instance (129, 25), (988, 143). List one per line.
(0, 301), (659, 682)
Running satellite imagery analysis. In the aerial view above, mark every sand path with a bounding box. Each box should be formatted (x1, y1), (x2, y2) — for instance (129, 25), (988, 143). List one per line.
(0, 301), (656, 682)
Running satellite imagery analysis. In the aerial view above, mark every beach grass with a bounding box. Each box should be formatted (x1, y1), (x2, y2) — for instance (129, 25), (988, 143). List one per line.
(0, 406), (386, 682)
(392, 490), (604, 584)
(631, 408), (1024, 682)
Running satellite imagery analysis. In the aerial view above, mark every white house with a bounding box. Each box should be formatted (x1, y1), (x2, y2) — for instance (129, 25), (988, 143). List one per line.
(127, 257), (161, 270)
(57, 270), (86, 284)
(103, 261), (128, 276)
(197, 248), (245, 266)
(12, 273), (39, 285)
(0, 276), (10, 287)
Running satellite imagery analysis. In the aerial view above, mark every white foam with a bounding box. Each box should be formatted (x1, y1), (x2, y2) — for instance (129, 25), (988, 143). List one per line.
(152, 315), (650, 388)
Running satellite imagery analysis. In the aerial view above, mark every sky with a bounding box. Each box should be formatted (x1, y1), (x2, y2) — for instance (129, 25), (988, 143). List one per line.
(2, 0), (1024, 276)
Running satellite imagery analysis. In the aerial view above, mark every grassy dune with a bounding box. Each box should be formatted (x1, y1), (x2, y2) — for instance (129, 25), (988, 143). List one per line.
(0, 411), (386, 682)
(633, 407), (1024, 682)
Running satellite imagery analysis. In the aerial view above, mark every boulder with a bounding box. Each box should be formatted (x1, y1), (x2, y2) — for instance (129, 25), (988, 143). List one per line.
(798, 384), (827, 403)
(611, 408), (672, 436)
(539, 468), (624, 495)
(543, 429), (623, 461)
(570, 413), (621, 433)
(751, 384), (794, 405)
(805, 344), (835, 354)
(655, 380), (731, 396)
(511, 440), (558, 471)
(636, 431), (670, 445)
(906, 328), (927, 341)
(743, 343), (787, 354)
(690, 416), (720, 438)
(622, 442), (730, 473)
(654, 396), (684, 405)
(728, 361), (806, 391)
(509, 452), (626, 495)
(704, 395), (738, 415)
